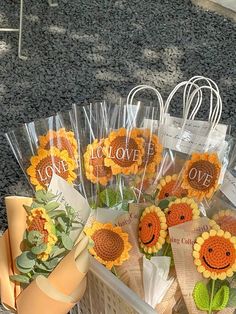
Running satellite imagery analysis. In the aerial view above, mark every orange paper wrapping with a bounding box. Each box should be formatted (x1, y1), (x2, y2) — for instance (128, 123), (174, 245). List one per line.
(48, 236), (89, 295)
(0, 231), (15, 311)
(0, 196), (32, 311)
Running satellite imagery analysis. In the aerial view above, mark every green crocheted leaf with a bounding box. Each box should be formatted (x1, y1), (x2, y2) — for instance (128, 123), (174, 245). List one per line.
(193, 282), (210, 311)
(212, 285), (230, 311)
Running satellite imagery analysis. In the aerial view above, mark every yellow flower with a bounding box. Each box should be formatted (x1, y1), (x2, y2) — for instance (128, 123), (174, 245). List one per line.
(27, 207), (57, 261)
(156, 174), (188, 201)
(103, 128), (145, 175)
(181, 153), (221, 201)
(165, 197), (200, 228)
(85, 221), (132, 269)
(139, 206), (167, 254)
(26, 147), (77, 190)
(193, 229), (236, 280)
(210, 210), (236, 236)
(135, 128), (163, 174)
(84, 139), (112, 186)
(39, 128), (78, 160)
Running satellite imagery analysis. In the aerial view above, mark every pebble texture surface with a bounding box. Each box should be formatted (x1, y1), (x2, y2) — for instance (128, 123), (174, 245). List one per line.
(0, 0), (236, 235)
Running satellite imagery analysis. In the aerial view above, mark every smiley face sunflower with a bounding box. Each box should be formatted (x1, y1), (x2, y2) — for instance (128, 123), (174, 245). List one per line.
(193, 229), (236, 280)
(209, 210), (236, 236)
(156, 174), (188, 201)
(139, 206), (167, 254)
(165, 197), (200, 228)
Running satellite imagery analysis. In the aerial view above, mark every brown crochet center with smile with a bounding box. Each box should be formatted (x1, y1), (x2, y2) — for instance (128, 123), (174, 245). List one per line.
(187, 160), (218, 191)
(92, 229), (124, 261)
(166, 203), (193, 227)
(139, 212), (161, 247)
(199, 236), (236, 273)
(158, 181), (187, 200)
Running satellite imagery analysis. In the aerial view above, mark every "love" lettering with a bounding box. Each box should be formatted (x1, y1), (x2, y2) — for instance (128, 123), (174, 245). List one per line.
(188, 167), (213, 187)
(37, 160), (68, 183)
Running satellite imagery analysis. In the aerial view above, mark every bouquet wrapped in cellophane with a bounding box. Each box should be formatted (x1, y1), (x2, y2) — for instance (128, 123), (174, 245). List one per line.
(6, 111), (81, 192)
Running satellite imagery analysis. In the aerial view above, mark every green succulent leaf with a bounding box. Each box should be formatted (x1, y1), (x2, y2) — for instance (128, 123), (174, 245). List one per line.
(44, 201), (60, 212)
(61, 233), (73, 250)
(193, 282), (210, 311)
(31, 243), (47, 255)
(10, 274), (30, 284)
(28, 231), (44, 245)
(17, 251), (35, 270)
(212, 285), (229, 310)
(226, 288), (236, 308)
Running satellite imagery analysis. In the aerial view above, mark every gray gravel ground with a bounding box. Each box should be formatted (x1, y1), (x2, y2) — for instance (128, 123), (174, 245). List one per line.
(0, 0), (235, 235)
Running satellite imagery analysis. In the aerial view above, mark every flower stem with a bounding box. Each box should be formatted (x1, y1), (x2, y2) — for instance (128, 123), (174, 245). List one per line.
(163, 243), (170, 256)
(112, 266), (118, 278)
(208, 279), (215, 314)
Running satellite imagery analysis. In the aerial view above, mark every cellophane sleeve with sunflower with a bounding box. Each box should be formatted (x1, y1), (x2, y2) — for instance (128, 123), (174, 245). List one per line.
(73, 98), (165, 212)
(6, 111), (81, 192)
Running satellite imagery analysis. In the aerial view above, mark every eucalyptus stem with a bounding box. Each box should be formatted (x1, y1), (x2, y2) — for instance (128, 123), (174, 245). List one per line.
(208, 279), (216, 314)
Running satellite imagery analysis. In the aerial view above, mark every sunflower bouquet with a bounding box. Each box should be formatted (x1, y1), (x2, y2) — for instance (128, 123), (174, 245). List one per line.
(73, 98), (165, 211)
(6, 111), (80, 192)
(0, 177), (91, 314)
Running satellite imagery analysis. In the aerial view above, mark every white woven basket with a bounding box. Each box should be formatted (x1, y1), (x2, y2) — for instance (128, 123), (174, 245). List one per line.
(73, 256), (157, 314)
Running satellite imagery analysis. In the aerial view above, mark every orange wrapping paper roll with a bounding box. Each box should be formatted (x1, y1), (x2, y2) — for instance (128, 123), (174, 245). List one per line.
(0, 231), (15, 311)
(5, 196), (32, 300)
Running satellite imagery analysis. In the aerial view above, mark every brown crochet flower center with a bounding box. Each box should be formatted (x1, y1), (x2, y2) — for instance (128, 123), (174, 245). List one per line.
(28, 216), (48, 243)
(109, 136), (139, 167)
(92, 229), (124, 261)
(216, 216), (236, 236)
(35, 156), (69, 187)
(141, 139), (155, 167)
(158, 180), (187, 200)
(166, 203), (193, 227)
(187, 160), (218, 191)
(90, 147), (112, 178)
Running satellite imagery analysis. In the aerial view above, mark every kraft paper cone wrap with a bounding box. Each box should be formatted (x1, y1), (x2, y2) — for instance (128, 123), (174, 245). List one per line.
(0, 231), (15, 311)
(16, 275), (87, 314)
(48, 236), (89, 296)
(5, 196), (32, 299)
